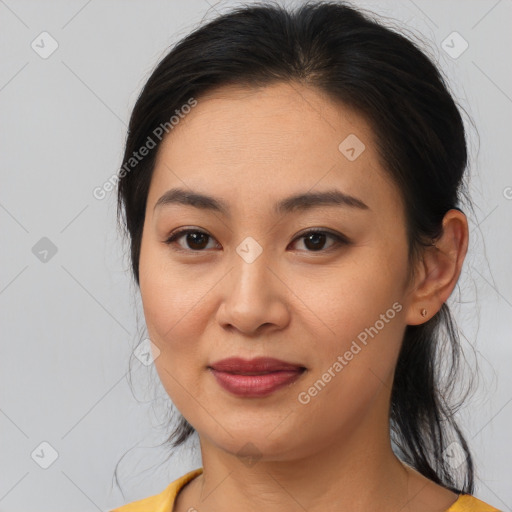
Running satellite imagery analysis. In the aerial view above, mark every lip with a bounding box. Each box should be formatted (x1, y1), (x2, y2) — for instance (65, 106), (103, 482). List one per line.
(208, 357), (306, 398)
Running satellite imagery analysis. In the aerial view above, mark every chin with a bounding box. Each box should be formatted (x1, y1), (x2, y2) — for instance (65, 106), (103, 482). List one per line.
(195, 415), (313, 462)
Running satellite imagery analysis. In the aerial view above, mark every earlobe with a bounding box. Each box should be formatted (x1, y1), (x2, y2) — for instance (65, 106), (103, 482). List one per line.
(404, 209), (469, 326)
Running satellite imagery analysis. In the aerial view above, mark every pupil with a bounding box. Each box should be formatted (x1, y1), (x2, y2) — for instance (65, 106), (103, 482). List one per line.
(188, 233), (208, 249)
(305, 233), (325, 251)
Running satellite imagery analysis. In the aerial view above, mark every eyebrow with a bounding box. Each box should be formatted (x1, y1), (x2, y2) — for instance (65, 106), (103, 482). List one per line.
(153, 187), (370, 216)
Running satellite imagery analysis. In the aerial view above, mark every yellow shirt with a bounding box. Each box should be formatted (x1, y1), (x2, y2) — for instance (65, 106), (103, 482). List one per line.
(110, 468), (502, 512)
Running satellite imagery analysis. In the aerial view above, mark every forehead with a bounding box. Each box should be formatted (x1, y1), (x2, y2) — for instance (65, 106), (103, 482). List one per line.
(148, 82), (401, 219)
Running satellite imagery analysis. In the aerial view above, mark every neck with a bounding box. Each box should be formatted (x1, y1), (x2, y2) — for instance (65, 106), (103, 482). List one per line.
(182, 383), (418, 512)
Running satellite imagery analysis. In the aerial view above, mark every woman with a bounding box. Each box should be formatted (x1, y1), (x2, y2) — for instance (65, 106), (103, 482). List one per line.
(111, 1), (501, 510)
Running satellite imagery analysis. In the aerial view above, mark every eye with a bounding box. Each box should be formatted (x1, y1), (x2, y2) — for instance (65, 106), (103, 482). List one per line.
(164, 228), (219, 251)
(164, 227), (350, 253)
(289, 228), (350, 252)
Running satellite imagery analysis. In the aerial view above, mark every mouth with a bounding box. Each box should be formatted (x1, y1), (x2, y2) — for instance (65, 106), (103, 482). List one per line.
(208, 357), (307, 398)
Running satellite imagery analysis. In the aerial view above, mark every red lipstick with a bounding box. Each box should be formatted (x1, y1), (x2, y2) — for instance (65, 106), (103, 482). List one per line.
(208, 357), (306, 398)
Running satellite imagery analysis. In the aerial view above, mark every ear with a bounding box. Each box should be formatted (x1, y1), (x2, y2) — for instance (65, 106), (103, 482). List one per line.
(404, 209), (469, 326)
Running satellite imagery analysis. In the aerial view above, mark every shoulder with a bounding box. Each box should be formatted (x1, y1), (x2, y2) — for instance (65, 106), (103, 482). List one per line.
(110, 468), (204, 512)
(445, 493), (502, 512)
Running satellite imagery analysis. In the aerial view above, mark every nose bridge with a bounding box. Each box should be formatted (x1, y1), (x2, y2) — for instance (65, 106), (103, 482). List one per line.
(217, 237), (288, 333)
(229, 237), (273, 299)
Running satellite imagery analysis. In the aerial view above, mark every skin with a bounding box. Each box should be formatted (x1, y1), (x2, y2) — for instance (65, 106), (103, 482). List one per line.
(138, 82), (469, 512)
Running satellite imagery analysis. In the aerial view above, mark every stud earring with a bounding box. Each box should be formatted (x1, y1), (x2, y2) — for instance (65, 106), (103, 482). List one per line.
(420, 308), (427, 317)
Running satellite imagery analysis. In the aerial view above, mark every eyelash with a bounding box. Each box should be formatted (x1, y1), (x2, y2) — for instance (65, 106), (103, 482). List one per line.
(163, 227), (350, 254)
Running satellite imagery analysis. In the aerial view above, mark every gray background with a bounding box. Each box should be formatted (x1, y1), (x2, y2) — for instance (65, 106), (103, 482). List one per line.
(1, 0), (511, 511)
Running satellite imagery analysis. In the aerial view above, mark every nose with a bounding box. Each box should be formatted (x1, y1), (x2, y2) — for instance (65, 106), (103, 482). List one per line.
(215, 251), (290, 336)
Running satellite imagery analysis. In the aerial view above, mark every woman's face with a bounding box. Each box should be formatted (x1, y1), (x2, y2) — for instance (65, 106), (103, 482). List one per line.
(139, 82), (416, 461)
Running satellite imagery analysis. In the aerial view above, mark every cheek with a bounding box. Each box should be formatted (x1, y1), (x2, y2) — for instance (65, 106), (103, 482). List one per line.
(301, 245), (408, 382)
(290, 264), (406, 443)
(139, 241), (205, 342)
(139, 256), (206, 411)
(139, 249), (188, 384)
(138, 240), (221, 404)
(309, 260), (405, 340)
